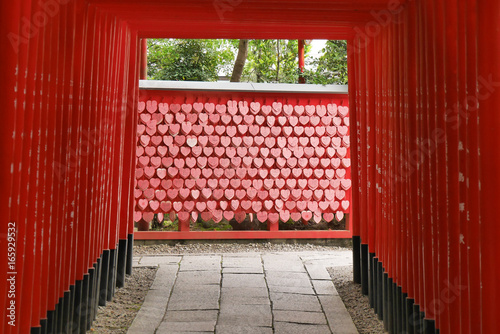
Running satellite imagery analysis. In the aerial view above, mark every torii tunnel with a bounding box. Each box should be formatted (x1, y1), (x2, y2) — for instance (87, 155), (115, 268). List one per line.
(1, 0), (499, 333)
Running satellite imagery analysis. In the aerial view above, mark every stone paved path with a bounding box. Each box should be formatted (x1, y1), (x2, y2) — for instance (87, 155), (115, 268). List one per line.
(128, 251), (357, 334)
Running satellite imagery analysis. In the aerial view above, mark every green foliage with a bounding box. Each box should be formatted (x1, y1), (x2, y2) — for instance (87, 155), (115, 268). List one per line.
(147, 39), (235, 81)
(304, 40), (348, 85)
(147, 38), (347, 84)
(241, 40), (310, 83)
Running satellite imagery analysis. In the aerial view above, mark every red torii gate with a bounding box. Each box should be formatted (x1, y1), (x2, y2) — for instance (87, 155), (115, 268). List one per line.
(0, 0), (499, 333)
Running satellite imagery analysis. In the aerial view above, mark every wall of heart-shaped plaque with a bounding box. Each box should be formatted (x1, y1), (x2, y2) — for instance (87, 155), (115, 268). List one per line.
(135, 97), (350, 226)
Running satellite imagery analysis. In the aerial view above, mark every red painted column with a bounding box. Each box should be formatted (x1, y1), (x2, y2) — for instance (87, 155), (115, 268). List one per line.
(478, 0), (500, 332)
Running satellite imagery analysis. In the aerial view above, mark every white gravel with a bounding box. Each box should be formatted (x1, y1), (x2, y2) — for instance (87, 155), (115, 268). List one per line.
(328, 266), (386, 333)
(134, 241), (346, 255)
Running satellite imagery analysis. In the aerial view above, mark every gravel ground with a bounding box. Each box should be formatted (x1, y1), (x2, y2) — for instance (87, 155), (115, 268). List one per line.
(328, 266), (386, 334)
(87, 267), (157, 333)
(134, 242), (345, 255)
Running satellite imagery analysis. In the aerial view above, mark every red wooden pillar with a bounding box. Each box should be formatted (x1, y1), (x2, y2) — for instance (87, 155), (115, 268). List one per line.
(478, 0), (500, 332)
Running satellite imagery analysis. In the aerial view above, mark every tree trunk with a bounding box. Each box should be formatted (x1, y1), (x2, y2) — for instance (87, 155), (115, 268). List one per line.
(230, 39), (249, 82)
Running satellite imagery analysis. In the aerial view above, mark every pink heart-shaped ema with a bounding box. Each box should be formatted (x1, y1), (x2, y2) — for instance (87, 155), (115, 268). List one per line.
(337, 147), (347, 158)
(192, 124), (203, 135)
(233, 115), (242, 124)
(331, 179), (341, 189)
(193, 102), (204, 113)
(232, 137), (242, 147)
(343, 117), (350, 126)
(208, 136), (219, 147)
(296, 200), (307, 211)
(302, 211), (312, 221)
(238, 124), (248, 135)
(327, 103), (338, 116)
(310, 116), (320, 126)
(279, 210), (290, 222)
(313, 189), (324, 201)
(342, 158), (351, 168)
(250, 102), (261, 113)
(216, 104), (227, 114)
(319, 201), (330, 211)
(316, 105), (326, 117)
(336, 211), (345, 221)
(294, 105), (305, 116)
(333, 117), (342, 126)
(336, 169), (347, 178)
(321, 116), (332, 126)
(138, 101), (146, 112)
(210, 114), (221, 124)
(280, 189), (290, 200)
(299, 116), (309, 125)
(150, 178), (161, 188)
(341, 200), (350, 211)
(258, 190), (269, 201)
(338, 105), (349, 117)
(140, 113), (151, 124)
(139, 135), (150, 147)
(144, 188), (155, 199)
(286, 201), (296, 210)
(224, 189), (235, 200)
(231, 158), (242, 169)
(230, 179), (241, 188)
(250, 201), (262, 213)
(164, 114), (174, 124)
(161, 180), (172, 191)
(303, 168), (313, 178)
(226, 125), (237, 137)
(256, 211), (268, 223)
(204, 103), (215, 113)
(308, 179), (319, 190)
(289, 212), (300, 222)
(137, 199), (148, 210)
(263, 200), (274, 211)
(220, 136), (231, 147)
(294, 126), (304, 136)
(137, 124), (146, 136)
(231, 200), (240, 211)
(191, 189), (200, 200)
(337, 126), (348, 136)
(305, 105), (315, 116)
(145, 146), (156, 157)
(283, 127), (293, 137)
(247, 187), (258, 199)
(269, 169), (280, 178)
(315, 147), (326, 157)
(343, 136), (350, 147)
(336, 189), (346, 200)
(247, 168), (258, 178)
(283, 104), (293, 116)
(160, 201), (172, 212)
(184, 201), (195, 212)
(213, 189), (224, 200)
(201, 211), (213, 221)
(221, 114), (232, 125)
(261, 105), (272, 116)
(136, 168), (144, 179)
(326, 126), (337, 137)
(270, 126), (281, 137)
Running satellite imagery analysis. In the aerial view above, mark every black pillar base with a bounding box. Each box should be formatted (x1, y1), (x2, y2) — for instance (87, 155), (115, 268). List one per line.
(382, 272), (389, 331)
(99, 250), (110, 306)
(46, 309), (56, 333)
(56, 296), (64, 333)
(368, 253), (375, 308)
(387, 277), (394, 334)
(87, 266), (95, 330)
(352, 236), (361, 284)
(30, 327), (42, 334)
(116, 238), (128, 288)
(126, 233), (133, 275)
(377, 261), (383, 320)
(396, 286), (403, 333)
(72, 279), (83, 333)
(360, 244), (369, 295)
(40, 318), (47, 334)
(107, 247), (117, 301)
(425, 319), (436, 334)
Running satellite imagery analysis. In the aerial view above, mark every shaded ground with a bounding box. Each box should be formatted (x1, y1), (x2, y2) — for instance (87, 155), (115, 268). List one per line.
(87, 267), (157, 333)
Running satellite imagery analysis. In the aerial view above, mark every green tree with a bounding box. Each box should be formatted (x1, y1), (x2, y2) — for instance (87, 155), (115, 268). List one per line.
(241, 40), (309, 83)
(304, 40), (348, 85)
(147, 39), (235, 81)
